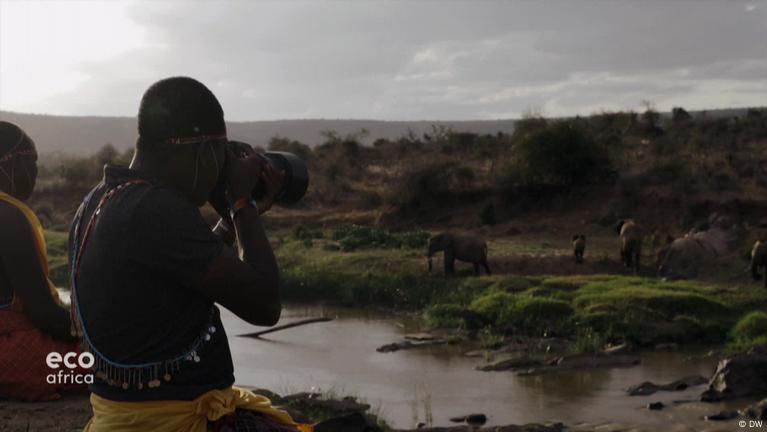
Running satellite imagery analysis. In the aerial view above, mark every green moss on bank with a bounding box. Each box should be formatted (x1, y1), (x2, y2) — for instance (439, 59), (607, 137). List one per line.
(277, 239), (766, 347)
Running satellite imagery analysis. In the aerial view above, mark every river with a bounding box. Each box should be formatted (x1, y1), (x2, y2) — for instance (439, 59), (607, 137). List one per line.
(223, 304), (748, 430)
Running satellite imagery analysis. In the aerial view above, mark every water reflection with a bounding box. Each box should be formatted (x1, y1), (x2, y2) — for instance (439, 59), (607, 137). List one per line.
(218, 304), (735, 429)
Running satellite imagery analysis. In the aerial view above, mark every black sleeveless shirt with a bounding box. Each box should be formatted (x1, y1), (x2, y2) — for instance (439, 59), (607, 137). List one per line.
(70, 165), (234, 401)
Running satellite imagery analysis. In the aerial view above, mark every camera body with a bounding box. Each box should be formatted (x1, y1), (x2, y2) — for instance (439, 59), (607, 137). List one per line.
(227, 140), (309, 205)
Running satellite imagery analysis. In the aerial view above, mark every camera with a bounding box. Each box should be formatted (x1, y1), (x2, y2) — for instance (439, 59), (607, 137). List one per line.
(227, 140), (309, 205)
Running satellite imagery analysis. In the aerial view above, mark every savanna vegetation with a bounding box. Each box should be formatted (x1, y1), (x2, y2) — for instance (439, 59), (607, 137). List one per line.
(38, 106), (767, 354)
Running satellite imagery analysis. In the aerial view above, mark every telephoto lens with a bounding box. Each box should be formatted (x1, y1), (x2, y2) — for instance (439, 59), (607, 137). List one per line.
(227, 141), (309, 205)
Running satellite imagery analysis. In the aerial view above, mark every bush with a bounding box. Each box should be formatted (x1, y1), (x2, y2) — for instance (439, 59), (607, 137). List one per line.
(479, 203), (496, 226)
(424, 304), (465, 328)
(506, 298), (574, 335)
(292, 225), (323, 241)
(358, 190), (383, 209)
(671, 107), (692, 123)
(388, 162), (476, 211)
(507, 121), (613, 187)
(732, 311), (767, 341)
(469, 291), (516, 323)
(330, 224), (429, 251)
(268, 137), (314, 161)
(487, 276), (534, 293)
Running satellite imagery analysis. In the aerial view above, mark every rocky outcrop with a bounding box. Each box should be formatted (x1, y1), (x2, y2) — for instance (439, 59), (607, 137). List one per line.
(449, 413), (487, 425)
(741, 398), (767, 420)
(646, 402), (664, 410)
(377, 339), (450, 352)
(700, 350), (767, 401)
(627, 375), (708, 396)
(377, 333), (454, 352)
(476, 356), (542, 372)
(516, 353), (640, 376)
(704, 410), (739, 421)
(313, 412), (382, 432)
(280, 392), (371, 414)
(395, 422), (566, 432)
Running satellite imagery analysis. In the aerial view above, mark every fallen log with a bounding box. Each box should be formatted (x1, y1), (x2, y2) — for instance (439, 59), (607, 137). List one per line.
(239, 317), (333, 338)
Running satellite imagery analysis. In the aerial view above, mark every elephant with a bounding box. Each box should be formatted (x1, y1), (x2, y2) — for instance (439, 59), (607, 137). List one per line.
(427, 232), (490, 276)
(751, 240), (767, 288)
(658, 217), (740, 280)
(572, 235), (586, 264)
(616, 219), (644, 275)
(654, 235), (675, 272)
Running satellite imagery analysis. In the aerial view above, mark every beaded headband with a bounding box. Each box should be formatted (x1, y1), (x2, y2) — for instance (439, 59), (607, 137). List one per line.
(0, 148), (36, 163)
(0, 131), (34, 163)
(163, 133), (227, 146)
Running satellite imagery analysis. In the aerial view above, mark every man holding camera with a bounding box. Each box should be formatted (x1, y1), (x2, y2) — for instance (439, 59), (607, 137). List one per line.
(69, 77), (308, 431)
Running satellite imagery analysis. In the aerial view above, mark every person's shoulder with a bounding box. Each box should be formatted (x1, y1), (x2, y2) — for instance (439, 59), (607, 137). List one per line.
(128, 183), (201, 223)
(0, 200), (36, 247)
(0, 199), (32, 228)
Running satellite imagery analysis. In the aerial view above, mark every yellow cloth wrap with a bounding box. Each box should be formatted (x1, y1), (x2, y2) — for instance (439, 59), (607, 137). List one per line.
(84, 385), (314, 432)
(0, 191), (61, 306)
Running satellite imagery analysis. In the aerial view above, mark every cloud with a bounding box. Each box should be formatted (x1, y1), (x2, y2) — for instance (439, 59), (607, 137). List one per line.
(6, 0), (767, 120)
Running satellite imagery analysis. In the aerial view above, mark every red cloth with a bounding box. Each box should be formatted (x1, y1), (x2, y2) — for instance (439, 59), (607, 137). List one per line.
(0, 303), (87, 401)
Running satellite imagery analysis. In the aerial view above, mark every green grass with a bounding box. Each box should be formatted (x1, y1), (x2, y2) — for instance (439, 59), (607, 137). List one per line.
(276, 239), (767, 347)
(277, 239), (453, 307)
(42, 226), (767, 350)
(45, 229), (69, 288)
(725, 311), (767, 354)
(424, 304), (464, 328)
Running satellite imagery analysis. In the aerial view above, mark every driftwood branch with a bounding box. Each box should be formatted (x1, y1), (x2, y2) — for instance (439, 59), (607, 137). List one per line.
(239, 317), (333, 338)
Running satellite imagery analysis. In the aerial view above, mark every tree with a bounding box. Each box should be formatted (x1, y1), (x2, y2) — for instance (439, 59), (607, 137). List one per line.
(509, 121), (614, 187)
(671, 107), (692, 123)
(94, 143), (119, 166)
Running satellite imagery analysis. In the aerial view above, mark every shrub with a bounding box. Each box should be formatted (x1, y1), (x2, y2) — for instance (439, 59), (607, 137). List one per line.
(572, 327), (608, 353)
(424, 304), (465, 328)
(389, 162), (476, 210)
(512, 115), (548, 140)
(479, 203), (496, 226)
(267, 136), (314, 161)
(469, 291), (516, 323)
(644, 159), (688, 185)
(504, 298), (574, 335)
(487, 276), (534, 293)
(358, 190), (383, 209)
(732, 311), (767, 341)
(330, 224), (429, 251)
(671, 107), (692, 123)
(292, 225), (324, 241)
(507, 121), (613, 187)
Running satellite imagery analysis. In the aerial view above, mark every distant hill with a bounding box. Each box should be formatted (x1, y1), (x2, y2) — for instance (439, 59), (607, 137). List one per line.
(3, 107), (756, 156)
(0, 111), (518, 155)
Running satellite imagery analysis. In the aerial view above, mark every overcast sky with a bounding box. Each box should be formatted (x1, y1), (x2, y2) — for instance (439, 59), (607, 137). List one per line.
(1, 0), (765, 121)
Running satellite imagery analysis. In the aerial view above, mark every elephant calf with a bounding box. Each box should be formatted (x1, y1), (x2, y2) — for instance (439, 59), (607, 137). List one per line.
(572, 235), (586, 264)
(751, 240), (767, 288)
(617, 219), (644, 275)
(427, 232), (490, 276)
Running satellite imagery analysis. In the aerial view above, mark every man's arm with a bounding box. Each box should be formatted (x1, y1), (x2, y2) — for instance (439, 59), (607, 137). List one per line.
(193, 151), (283, 326)
(0, 204), (73, 341)
(194, 208), (281, 326)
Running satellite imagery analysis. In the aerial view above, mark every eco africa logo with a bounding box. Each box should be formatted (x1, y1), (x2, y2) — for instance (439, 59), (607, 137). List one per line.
(46, 351), (94, 384)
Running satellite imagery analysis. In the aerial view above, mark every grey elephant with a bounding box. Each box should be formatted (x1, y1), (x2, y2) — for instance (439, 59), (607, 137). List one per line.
(616, 219), (644, 275)
(572, 235), (586, 264)
(751, 240), (767, 288)
(658, 217), (740, 280)
(427, 232), (490, 276)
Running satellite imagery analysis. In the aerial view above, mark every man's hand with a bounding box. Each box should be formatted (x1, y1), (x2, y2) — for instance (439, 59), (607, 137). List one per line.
(225, 147), (265, 203)
(258, 162), (285, 214)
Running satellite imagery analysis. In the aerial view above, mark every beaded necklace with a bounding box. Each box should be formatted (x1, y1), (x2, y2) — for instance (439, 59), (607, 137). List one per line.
(69, 179), (218, 390)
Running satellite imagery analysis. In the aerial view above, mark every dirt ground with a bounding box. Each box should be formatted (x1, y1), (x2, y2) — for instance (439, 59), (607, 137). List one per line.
(0, 395), (91, 432)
